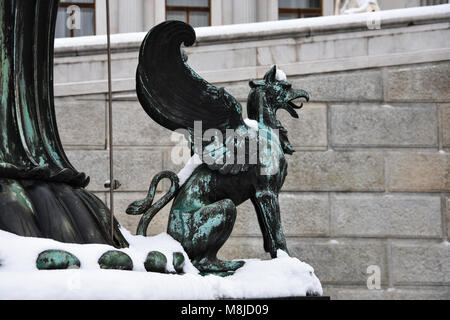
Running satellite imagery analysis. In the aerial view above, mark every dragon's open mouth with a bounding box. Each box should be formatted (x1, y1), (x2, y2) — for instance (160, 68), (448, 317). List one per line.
(289, 97), (306, 109)
(282, 94), (309, 118)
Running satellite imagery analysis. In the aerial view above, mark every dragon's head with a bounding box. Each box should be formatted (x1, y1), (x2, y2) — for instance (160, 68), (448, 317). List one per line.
(247, 65), (309, 155)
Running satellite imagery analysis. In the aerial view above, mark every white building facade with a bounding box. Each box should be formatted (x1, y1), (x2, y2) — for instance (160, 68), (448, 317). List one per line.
(56, 0), (449, 37)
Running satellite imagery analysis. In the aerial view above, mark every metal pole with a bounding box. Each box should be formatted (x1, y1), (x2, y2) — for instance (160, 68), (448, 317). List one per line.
(106, 0), (114, 239)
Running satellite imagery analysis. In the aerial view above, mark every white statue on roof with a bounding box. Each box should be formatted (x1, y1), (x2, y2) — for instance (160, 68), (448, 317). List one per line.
(335, 0), (380, 15)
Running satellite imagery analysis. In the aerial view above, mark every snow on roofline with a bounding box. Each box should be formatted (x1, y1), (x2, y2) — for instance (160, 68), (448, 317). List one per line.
(54, 4), (450, 55)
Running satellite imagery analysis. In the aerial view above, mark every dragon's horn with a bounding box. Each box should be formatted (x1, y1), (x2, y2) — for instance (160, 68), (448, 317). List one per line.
(263, 65), (277, 83)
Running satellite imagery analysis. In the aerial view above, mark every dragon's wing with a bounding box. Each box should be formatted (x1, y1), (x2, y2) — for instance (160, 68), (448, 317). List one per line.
(137, 21), (254, 174)
(136, 21), (245, 135)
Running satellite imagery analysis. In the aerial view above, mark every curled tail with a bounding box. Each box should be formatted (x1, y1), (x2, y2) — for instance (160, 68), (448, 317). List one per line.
(126, 171), (179, 236)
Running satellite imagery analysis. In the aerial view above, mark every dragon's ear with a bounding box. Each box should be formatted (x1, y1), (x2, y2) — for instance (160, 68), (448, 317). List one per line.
(249, 80), (264, 88)
(263, 65), (277, 84)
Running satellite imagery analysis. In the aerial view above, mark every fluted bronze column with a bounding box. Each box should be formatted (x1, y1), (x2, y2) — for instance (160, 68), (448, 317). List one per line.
(0, 0), (128, 248)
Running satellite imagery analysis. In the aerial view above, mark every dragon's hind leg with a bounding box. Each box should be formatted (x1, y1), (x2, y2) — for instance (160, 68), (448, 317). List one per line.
(183, 199), (244, 275)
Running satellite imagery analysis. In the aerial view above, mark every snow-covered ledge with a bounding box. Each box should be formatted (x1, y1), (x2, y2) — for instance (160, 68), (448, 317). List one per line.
(54, 5), (450, 56)
(53, 4), (450, 97)
(0, 230), (322, 299)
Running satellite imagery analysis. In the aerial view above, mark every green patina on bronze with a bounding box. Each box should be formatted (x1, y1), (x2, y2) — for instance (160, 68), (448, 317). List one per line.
(98, 250), (133, 271)
(0, 0), (128, 249)
(36, 249), (80, 270)
(172, 252), (185, 274)
(128, 21), (310, 276)
(0, 0), (87, 186)
(144, 251), (167, 273)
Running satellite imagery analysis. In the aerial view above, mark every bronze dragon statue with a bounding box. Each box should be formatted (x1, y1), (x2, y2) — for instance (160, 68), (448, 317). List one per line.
(127, 21), (310, 276)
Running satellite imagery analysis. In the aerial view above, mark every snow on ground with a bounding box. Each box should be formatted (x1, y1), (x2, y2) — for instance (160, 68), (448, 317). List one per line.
(0, 228), (322, 300)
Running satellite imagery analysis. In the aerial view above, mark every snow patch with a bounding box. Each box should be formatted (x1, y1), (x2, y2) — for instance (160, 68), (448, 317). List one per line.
(244, 118), (259, 131)
(276, 249), (290, 258)
(275, 69), (287, 82)
(177, 153), (202, 186)
(0, 227), (195, 274)
(0, 229), (322, 299)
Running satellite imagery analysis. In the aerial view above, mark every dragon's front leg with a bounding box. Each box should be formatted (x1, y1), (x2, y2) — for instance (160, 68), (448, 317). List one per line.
(251, 191), (289, 258)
